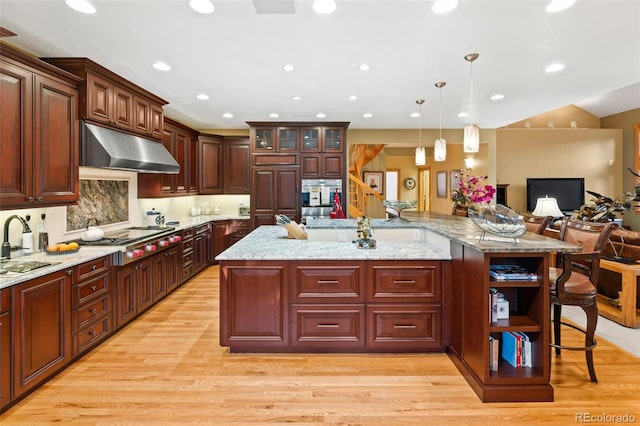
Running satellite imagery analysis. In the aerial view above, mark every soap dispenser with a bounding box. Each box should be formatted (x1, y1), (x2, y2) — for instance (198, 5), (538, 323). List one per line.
(22, 214), (34, 254)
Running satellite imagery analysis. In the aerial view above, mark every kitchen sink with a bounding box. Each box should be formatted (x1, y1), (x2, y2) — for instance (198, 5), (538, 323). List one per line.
(0, 260), (60, 275)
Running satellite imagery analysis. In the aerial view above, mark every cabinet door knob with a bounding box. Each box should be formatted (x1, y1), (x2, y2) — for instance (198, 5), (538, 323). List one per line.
(67, 269), (73, 275)
(27, 197), (34, 202)
(88, 331), (96, 336)
(89, 308), (97, 314)
(91, 285), (97, 291)
(91, 265), (97, 270)
(36, 196), (43, 201)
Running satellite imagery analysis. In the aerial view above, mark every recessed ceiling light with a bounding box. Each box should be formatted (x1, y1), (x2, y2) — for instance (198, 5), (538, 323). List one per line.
(292, 96), (302, 101)
(349, 95), (358, 101)
(196, 93), (210, 100)
(362, 113), (373, 118)
(152, 61), (171, 71)
(65, 0), (96, 14)
(312, 0), (336, 14)
(316, 113), (326, 118)
(432, 0), (458, 14)
(359, 63), (370, 71)
(189, 0), (215, 14)
(283, 64), (294, 72)
(222, 113), (234, 118)
(410, 112), (420, 118)
(490, 94), (504, 100)
(546, 0), (576, 13)
(269, 113), (279, 118)
(458, 112), (469, 118)
(545, 63), (565, 73)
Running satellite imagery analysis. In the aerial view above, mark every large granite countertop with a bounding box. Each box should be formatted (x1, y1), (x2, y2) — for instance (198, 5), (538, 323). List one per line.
(217, 212), (581, 262)
(0, 215), (250, 290)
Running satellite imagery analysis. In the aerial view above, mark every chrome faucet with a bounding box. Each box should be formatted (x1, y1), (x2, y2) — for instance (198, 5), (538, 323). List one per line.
(1, 215), (31, 260)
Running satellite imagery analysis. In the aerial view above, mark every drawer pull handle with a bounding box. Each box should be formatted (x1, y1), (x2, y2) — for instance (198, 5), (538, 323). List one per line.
(89, 308), (97, 314)
(317, 324), (339, 328)
(91, 265), (97, 271)
(393, 324), (417, 329)
(88, 331), (96, 336)
(393, 280), (416, 285)
(317, 280), (339, 285)
(91, 285), (97, 291)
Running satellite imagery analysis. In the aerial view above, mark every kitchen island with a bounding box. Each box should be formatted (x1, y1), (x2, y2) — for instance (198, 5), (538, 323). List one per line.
(216, 212), (580, 402)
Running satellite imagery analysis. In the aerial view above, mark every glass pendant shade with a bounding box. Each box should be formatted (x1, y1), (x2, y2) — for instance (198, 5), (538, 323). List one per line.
(463, 124), (480, 153)
(415, 146), (426, 166)
(434, 138), (446, 161)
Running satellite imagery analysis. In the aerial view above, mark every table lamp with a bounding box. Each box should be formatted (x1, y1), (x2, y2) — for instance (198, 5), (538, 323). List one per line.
(532, 196), (564, 217)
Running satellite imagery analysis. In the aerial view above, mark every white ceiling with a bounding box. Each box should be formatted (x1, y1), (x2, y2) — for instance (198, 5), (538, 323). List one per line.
(1, 0), (639, 134)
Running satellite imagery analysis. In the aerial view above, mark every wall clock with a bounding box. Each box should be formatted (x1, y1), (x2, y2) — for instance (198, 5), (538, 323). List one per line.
(404, 177), (416, 190)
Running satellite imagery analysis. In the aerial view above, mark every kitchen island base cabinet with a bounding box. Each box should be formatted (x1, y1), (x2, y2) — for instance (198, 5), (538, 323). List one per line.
(0, 290), (10, 411)
(219, 260), (444, 353)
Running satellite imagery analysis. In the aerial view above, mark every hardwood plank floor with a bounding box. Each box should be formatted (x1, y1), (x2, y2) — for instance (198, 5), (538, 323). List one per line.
(2, 265), (640, 425)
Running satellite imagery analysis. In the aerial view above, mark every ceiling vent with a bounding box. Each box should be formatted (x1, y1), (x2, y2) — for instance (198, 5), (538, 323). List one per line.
(252, 0), (295, 14)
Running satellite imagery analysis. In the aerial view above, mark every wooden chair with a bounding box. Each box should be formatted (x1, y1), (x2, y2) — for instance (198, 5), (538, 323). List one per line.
(549, 218), (617, 383)
(522, 214), (552, 235)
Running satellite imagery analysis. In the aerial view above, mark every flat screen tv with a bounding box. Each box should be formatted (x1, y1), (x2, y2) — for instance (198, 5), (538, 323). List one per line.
(526, 178), (585, 213)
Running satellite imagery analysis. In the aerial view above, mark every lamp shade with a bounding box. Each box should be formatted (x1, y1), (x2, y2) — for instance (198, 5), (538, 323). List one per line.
(463, 124), (479, 153)
(415, 146), (426, 166)
(434, 138), (446, 161)
(532, 197), (564, 217)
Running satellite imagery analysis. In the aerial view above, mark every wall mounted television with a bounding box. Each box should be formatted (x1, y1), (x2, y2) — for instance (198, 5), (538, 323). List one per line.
(526, 178), (585, 213)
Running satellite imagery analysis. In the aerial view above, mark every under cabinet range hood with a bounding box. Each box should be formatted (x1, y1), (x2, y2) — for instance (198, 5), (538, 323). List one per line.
(81, 122), (180, 173)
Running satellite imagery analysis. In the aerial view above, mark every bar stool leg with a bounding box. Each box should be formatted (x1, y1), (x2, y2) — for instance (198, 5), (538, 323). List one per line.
(583, 303), (599, 383)
(553, 303), (562, 356)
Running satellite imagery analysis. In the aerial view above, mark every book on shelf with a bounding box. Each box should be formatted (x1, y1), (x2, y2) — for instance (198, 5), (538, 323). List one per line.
(501, 331), (532, 368)
(490, 264), (537, 281)
(489, 288), (498, 323)
(489, 336), (499, 371)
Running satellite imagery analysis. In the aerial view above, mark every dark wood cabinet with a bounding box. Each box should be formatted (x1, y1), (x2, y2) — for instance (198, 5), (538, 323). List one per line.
(448, 244), (552, 402)
(194, 224), (211, 273)
(42, 57), (167, 140)
(0, 45), (81, 210)
(0, 290), (10, 411)
(152, 246), (180, 299)
(252, 167), (299, 229)
(220, 263), (290, 350)
(220, 260), (444, 353)
(115, 257), (153, 328)
(199, 134), (224, 194)
(224, 137), (251, 194)
(71, 256), (112, 357)
(12, 269), (72, 399)
(248, 122), (348, 227)
(138, 118), (199, 197)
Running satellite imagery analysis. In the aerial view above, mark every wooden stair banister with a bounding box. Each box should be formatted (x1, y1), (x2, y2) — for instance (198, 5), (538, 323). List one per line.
(348, 174), (385, 218)
(348, 144), (385, 179)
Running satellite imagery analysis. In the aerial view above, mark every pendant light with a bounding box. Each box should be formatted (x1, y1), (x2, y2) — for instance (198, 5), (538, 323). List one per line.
(415, 99), (426, 166)
(463, 53), (480, 153)
(434, 81), (447, 161)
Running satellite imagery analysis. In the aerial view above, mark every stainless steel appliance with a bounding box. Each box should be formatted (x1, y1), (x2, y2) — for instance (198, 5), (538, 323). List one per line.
(68, 226), (182, 266)
(300, 178), (342, 224)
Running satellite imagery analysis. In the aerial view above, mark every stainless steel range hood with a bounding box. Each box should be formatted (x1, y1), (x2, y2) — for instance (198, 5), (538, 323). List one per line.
(81, 122), (180, 173)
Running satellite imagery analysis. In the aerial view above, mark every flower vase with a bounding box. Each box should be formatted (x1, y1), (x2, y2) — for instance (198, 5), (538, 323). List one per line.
(452, 203), (469, 217)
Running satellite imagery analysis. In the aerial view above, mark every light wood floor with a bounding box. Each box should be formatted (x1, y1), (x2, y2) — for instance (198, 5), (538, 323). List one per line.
(2, 265), (640, 425)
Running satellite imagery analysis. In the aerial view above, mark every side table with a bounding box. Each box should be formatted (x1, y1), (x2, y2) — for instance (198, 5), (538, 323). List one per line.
(598, 259), (640, 328)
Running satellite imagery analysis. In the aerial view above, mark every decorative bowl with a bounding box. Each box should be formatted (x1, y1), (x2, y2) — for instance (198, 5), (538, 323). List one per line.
(468, 203), (526, 239)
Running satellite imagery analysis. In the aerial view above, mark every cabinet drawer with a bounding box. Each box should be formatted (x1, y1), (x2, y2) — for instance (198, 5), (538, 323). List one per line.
(182, 264), (194, 281)
(292, 265), (363, 302)
(367, 305), (442, 350)
(75, 315), (111, 354)
(369, 263), (441, 302)
(182, 228), (195, 240)
(181, 238), (194, 254)
(72, 273), (110, 308)
(195, 225), (209, 235)
(75, 256), (110, 282)
(291, 305), (365, 347)
(73, 294), (111, 330)
(252, 153), (299, 166)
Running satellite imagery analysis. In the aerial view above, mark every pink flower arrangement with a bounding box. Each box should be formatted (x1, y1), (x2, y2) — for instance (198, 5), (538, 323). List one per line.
(452, 170), (496, 205)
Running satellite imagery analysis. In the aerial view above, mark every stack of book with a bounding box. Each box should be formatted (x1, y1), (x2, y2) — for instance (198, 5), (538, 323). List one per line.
(501, 331), (532, 368)
(490, 264), (537, 281)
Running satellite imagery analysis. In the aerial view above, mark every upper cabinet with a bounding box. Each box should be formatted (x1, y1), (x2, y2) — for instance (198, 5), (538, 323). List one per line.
(223, 137), (251, 194)
(138, 118), (199, 198)
(300, 126), (344, 153)
(199, 134), (223, 195)
(42, 57), (167, 141)
(0, 43), (82, 210)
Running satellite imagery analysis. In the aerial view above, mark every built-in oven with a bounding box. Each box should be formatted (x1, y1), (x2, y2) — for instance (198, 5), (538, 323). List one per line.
(300, 178), (342, 224)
